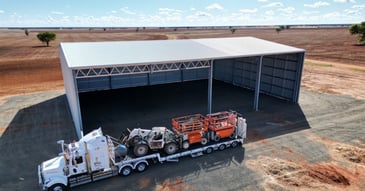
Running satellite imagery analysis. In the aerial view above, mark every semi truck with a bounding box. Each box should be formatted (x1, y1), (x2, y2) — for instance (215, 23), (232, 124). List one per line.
(38, 113), (247, 191)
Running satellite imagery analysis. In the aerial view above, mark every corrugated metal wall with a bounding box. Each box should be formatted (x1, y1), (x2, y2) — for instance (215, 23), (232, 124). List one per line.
(76, 68), (209, 92)
(76, 53), (303, 102)
(60, 49), (83, 138)
(214, 53), (303, 102)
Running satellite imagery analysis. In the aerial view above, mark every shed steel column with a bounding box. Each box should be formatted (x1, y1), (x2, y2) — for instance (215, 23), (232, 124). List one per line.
(254, 56), (263, 111)
(208, 60), (214, 114)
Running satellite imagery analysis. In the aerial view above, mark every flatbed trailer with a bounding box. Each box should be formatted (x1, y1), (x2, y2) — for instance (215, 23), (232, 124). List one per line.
(38, 117), (246, 191)
(115, 136), (244, 176)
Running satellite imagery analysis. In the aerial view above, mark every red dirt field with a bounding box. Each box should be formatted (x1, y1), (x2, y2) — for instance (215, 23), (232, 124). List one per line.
(0, 27), (364, 99)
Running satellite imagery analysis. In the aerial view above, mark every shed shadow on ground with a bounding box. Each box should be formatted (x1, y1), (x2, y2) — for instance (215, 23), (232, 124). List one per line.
(80, 80), (310, 143)
(0, 93), (76, 191)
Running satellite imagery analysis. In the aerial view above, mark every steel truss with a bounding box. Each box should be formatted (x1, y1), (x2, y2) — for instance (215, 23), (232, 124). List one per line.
(75, 60), (211, 79)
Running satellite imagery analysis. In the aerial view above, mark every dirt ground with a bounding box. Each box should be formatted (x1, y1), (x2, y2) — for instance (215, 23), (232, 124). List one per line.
(0, 28), (365, 191)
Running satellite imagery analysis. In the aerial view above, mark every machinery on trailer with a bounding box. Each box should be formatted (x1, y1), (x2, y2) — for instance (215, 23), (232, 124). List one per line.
(38, 112), (247, 191)
(122, 111), (241, 156)
(172, 111), (239, 148)
(172, 113), (208, 149)
(121, 127), (180, 157)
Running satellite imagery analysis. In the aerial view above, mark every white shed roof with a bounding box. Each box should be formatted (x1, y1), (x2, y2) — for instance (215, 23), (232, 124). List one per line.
(60, 37), (305, 69)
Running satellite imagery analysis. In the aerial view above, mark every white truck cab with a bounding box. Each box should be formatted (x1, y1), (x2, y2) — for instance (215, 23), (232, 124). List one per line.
(38, 128), (116, 191)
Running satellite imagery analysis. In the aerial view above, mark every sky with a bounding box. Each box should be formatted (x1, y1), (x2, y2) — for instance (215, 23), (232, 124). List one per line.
(0, 0), (364, 27)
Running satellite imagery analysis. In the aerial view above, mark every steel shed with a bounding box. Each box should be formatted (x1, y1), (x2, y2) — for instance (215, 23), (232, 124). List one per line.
(59, 37), (305, 138)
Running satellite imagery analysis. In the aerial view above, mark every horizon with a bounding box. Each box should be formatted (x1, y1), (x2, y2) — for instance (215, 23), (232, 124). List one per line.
(0, 0), (364, 27)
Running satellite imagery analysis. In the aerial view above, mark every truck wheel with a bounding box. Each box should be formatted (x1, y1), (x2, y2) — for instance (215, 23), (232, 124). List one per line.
(182, 141), (190, 149)
(231, 141), (238, 148)
(201, 137), (208, 145)
(136, 162), (148, 172)
(205, 147), (213, 154)
(119, 166), (132, 176)
(218, 144), (226, 151)
(134, 144), (149, 157)
(214, 136), (221, 142)
(164, 142), (178, 155)
(48, 184), (67, 191)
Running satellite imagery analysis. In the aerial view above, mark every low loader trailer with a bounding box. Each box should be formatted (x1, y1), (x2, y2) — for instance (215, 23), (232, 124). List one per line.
(38, 116), (246, 191)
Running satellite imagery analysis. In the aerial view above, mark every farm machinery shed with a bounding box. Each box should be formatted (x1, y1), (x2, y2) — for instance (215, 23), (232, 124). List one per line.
(59, 37), (305, 138)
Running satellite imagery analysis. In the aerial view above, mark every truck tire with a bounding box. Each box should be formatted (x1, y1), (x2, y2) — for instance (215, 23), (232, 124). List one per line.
(164, 142), (178, 155)
(136, 162), (148, 172)
(48, 183), (67, 191)
(134, 144), (149, 157)
(231, 141), (238, 148)
(182, 141), (190, 149)
(218, 144), (226, 151)
(119, 166), (132, 176)
(205, 147), (213, 154)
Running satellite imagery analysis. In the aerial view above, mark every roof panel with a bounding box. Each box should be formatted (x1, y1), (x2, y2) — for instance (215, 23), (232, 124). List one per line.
(60, 37), (305, 69)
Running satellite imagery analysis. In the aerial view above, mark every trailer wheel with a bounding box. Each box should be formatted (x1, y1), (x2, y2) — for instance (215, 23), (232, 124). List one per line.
(218, 144), (226, 151)
(134, 144), (149, 157)
(48, 183), (67, 191)
(119, 166), (132, 176)
(136, 162), (148, 172)
(201, 137), (208, 145)
(164, 142), (178, 155)
(182, 141), (190, 149)
(205, 147), (213, 154)
(231, 141), (238, 148)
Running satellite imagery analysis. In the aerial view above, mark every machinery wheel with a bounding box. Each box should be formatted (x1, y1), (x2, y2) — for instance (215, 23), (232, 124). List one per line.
(182, 141), (190, 149)
(164, 142), (178, 155)
(134, 144), (149, 157)
(48, 184), (67, 191)
(201, 137), (208, 145)
(214, 135), (221, 142)
(231, 141), (238, 148)
(205, 147), (213, 154)
(136, 162), (148, 172)
(119, 166), (132, 176)
(218, 144), (226, 151)
(229, 132), (236, 139)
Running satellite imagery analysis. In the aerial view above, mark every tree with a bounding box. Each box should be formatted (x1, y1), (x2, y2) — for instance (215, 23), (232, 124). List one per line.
(275, 27), (282, 33)
(275, 25), (286, 33)
(229, 26), (236, 34)
(349, 21), (365, 44)
(37, 32), (56, 47)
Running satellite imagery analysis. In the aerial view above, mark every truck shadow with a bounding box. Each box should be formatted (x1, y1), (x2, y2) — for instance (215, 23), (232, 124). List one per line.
(74, 146), (246, 191)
